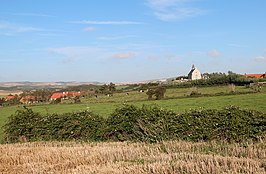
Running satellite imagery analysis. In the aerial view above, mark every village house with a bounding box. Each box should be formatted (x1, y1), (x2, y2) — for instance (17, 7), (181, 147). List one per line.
(188, 65), (202, 80)
(4, 95), (19, 102)
(50, 91), (81, 101)
(244, 73), (266, 79)
(19, 95), (36, 104)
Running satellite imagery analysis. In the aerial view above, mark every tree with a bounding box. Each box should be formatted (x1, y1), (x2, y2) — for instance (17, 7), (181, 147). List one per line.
(108, 82), (116, 93)
(146, 87), (166, 100)
(99, 83), (116, 95)
(146, 89), (155, 100)
(154, 87), (166, 100)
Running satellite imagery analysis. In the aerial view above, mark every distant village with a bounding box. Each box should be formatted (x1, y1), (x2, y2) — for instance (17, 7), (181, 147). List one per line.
(1, 65), (265, 105)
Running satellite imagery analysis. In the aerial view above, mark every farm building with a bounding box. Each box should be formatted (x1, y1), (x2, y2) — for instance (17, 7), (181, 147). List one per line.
(244, 73), (266, 79)
(50, 91), (81, 101)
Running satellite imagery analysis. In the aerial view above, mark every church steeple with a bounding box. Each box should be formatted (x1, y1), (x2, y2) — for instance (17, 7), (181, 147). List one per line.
(192, 64), (195, 70)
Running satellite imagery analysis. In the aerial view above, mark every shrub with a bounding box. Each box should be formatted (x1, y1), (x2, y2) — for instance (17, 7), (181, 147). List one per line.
(104, 104), (177, 142)
(3, 107), (42, 143)
(104, 105), (266, 143)
(3, 105), (266, 143)
(3, 108), (106, 143)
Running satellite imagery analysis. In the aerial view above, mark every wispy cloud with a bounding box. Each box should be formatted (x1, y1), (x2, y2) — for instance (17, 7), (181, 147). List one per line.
(0, 21), (42, 33)
(48, 47), (101, 64)
(147, 0), (205, 21)
(71, 20), (144, 25)
(255, 56), (266, 62)
(207, 49), (220, 58)
(83, 27), (95, 32)
(97, 35), (137, 40)
(228, 43), (248, 48)
(112, 52), (136, 59)
(5, 12), (54, 17)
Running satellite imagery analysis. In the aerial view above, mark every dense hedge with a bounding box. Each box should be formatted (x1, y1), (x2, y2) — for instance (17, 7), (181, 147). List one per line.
(4, 108), (105, 143)
(3, 105), (266, 143)
(105, 105), (265, 143)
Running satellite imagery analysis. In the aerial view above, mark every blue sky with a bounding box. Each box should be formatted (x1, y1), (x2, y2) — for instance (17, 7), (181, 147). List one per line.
(0, 0), (266, 82)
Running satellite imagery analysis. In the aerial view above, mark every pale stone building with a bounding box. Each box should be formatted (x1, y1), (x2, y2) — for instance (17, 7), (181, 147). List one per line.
(188, 65), (202, 80)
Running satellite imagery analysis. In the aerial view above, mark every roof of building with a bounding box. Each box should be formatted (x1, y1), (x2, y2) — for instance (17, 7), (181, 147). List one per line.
(19, 95), (36, 103)
(50, 91), (81, 99)
(50, 92), (66, 99)
(5, 95), (18, 101)
(244, 73), (266, 78)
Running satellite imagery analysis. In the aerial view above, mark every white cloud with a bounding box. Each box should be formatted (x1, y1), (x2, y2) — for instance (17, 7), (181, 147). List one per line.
(255, 56), (266, 62)
(48, 47), (100, 57)
(83, 27), (95, 32)
(97, 35), (137, 40)
(207, 50), (220, 58)
(0, 21), (42, 33)
(147, 0), (205, 21)
(228, 43), (247, 48)
(48, 46), (101, 63)
(71, 20), (144, 25)
(7, 12), (54, 17)
(112, 52), (136, 59)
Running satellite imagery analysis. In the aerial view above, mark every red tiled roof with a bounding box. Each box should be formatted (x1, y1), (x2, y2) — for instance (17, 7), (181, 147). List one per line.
(50, 92), (66, 99)
(244, 74), (266, 78)
(5, 95), (17, 101)
(20, 95), (36, 103)
(50, 91), (81, 100)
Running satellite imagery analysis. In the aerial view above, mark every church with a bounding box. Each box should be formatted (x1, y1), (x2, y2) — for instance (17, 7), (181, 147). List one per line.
(188, 65), (202, 80)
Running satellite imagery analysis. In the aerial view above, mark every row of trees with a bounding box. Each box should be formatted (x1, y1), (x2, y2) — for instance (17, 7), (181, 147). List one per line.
(99, 82), (116, 95)
(176, 71), (262, 87)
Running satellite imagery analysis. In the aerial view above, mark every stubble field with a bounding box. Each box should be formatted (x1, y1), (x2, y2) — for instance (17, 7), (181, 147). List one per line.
(1, 140), (265, 174)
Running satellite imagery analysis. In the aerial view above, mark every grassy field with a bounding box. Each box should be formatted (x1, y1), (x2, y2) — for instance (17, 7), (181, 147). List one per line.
(0, 85), (265, 173)
(0, 85), (266, 142)
(0, 140), (265, 173)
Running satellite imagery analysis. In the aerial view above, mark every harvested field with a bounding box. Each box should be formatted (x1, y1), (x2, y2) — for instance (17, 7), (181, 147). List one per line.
(0, 90), (22, 97)
(0, 140), (265, 174)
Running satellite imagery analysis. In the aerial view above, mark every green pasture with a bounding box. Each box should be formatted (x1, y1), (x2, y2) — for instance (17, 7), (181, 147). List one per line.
(0, 85), (265, 142)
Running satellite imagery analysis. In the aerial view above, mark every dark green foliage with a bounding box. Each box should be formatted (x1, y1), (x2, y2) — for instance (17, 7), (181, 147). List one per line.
(146, 87), (166, 100)
(3, 108), (105, 143)
(50, 98), (61, 104)
(176, 72), (259, 88)
(175, 106), (266, 142)
(3, 105), (266, 143)
(104, 105), (177, 142)
(36, 111), (106, 141)
(99, 82), (116, 94)
(104, 105), (265, 143)
(3, 107), (42, 143)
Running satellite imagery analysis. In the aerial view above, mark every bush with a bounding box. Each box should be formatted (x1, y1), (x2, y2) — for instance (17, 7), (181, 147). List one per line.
(3, 105), (266, 143)
(3, 107), (42, 143)
(104, 105), (177, 142)
(3, 108), (106, 143)
(104, 105), (265, 143)
(175, 106), (266, 142)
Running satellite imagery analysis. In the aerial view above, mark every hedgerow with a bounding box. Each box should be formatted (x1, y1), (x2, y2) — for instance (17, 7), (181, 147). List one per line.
(3, 105), (266, 143)
(4, 108), (105, 143)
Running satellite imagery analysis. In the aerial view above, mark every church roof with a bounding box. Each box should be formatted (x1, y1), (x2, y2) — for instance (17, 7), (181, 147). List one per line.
(188, 68), (196, 76)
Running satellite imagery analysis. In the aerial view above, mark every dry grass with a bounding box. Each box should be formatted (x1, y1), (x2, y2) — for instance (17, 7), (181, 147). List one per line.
(0, 140), (265, 174)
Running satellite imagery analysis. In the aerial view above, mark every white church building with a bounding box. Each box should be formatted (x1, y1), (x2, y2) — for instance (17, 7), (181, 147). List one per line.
(188, 65), (202, 80)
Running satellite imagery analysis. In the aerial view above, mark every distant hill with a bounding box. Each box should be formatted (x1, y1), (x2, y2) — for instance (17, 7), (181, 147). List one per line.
(0, 81), (104, 90)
